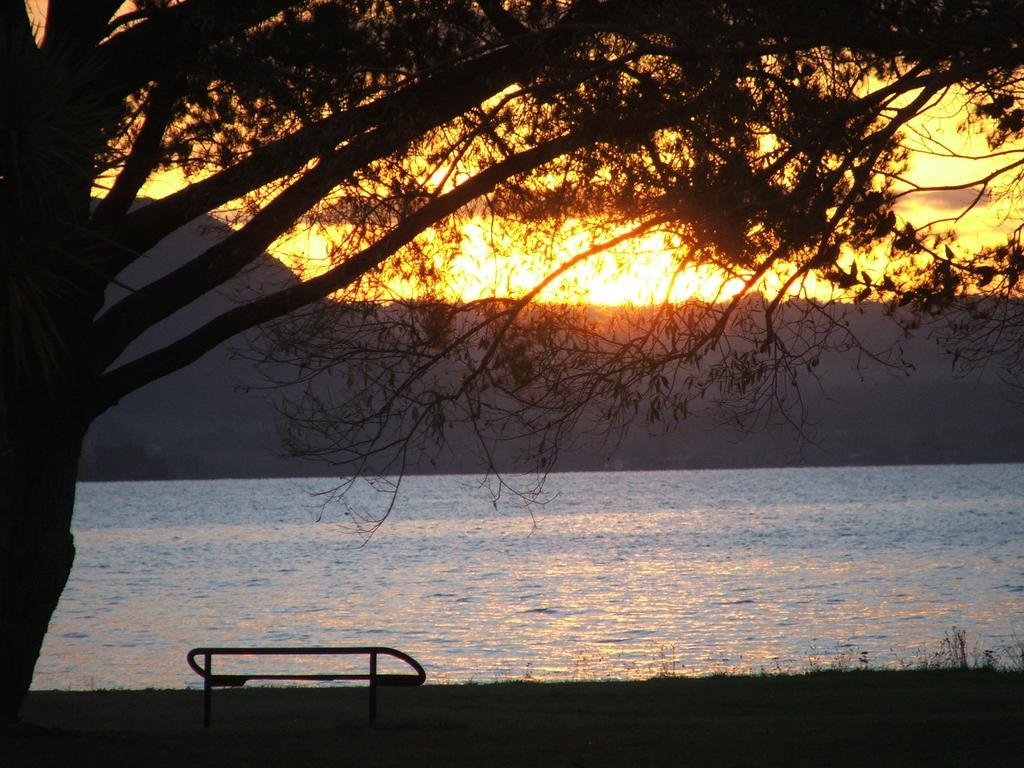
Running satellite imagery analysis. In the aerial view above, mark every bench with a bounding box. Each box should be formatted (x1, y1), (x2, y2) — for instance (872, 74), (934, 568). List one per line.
(186, 646), (426, 727)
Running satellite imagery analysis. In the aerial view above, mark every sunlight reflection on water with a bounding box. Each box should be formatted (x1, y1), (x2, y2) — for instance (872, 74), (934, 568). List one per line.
(35, 464), (1024, 689)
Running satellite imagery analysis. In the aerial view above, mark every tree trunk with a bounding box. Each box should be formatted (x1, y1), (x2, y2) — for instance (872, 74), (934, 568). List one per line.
(0, 428), (82, 725)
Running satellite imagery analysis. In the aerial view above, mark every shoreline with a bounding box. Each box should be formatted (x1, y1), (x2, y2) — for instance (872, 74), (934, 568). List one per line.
(77, 458), (1024, 483)
(6, 669), (1022, 767)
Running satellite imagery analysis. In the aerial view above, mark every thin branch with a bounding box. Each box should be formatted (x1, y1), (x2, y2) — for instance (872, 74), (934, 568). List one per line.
(892, 155), (1024, 198)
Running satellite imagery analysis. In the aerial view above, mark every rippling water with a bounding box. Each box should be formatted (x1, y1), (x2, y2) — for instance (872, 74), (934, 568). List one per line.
(35, 464), (1024, 689)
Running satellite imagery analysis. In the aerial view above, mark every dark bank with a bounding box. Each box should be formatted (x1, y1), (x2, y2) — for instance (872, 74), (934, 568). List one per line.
(5, 670), (1023, 768)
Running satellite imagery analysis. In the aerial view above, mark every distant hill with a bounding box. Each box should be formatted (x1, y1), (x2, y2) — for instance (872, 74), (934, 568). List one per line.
(81, 213), (323, 480)
(81, 216), (1024, 480)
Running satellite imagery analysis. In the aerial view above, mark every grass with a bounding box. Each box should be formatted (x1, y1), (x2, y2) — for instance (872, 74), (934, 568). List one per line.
(4, 668), (1022, 767)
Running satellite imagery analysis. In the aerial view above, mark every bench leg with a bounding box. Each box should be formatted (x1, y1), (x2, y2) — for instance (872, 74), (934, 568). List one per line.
(369, 652), (377, 727)
(203, 653), (212, 728)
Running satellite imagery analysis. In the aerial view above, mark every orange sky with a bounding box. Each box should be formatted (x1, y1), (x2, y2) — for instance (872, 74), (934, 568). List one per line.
(259, 85), (1023, 306)
(52, 0), (1017, 306)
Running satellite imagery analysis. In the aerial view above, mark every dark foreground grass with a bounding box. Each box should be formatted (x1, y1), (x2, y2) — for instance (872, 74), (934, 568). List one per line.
(4, 669), (1022, 767)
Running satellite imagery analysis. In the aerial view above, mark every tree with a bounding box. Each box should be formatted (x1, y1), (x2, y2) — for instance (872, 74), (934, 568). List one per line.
(2, 0), (1023, 723)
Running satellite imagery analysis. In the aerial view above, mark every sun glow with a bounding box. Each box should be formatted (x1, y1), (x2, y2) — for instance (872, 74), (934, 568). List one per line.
(270, 221), (751, 306)
(265, 90), (1022, 308)
(453, 224), (750, 305)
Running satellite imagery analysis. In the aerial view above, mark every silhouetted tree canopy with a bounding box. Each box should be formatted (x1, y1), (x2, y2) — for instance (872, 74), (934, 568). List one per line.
(2, 0), (1024, 723)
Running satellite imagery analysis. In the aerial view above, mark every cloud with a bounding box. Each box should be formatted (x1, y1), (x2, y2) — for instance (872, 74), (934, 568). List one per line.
(899, 187), (992, 213)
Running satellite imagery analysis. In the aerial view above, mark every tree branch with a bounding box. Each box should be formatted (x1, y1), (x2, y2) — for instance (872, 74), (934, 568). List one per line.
(95, 1), (295, 100)
(476, 0), (530, 36)
(43, 0), (122, 52)
(0, 0), (36, 48)
(96, 134), (581, 409)
(91, 47), (535, 370)
(91, 78), (180, 229)
(111, 40), (525, 264)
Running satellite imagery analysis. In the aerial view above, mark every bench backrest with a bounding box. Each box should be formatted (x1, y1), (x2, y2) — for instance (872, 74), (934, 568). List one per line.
(186, 646), (425, 726)
(187, 645), (426, 685)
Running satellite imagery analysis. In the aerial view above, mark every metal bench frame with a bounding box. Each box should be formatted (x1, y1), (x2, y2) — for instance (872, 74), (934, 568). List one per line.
(186, 646), (426, 727)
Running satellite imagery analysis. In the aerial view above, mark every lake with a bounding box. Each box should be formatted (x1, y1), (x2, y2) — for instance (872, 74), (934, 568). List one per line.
(35, 464), (1024, 689)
